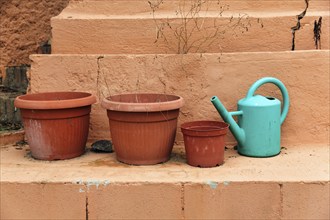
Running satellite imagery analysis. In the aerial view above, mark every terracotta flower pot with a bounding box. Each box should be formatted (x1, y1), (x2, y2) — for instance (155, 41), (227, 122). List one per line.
(101, 93), (184, 165)
(181, 121), (229, 168)
(14, 92), (96, 160)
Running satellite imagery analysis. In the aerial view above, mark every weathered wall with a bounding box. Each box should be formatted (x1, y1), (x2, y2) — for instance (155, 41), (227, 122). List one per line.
(52, 0), (329, 54)
(1, 144), (329, 219)
(0, 0), (69, 67)
(0, 0), (69, 132)
(29, 51), (330, 146)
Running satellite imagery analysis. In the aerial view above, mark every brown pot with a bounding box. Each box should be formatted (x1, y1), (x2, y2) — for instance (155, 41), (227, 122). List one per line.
(181, 121), (229, 168)
(14, 92), (96, 160)
(101, 93), (184, 165)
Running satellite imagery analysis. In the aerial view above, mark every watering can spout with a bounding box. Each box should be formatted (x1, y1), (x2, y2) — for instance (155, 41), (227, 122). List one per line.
(211, 96), (245, 146)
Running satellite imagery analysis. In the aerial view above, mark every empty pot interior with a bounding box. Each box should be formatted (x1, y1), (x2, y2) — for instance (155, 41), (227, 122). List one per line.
(108, 93), (180, 103)
(181, 121), (229, 132)
(19, 92), (92, 101)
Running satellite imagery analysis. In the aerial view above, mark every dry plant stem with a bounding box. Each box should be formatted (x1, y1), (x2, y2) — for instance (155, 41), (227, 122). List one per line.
(149, 0), (252, 54)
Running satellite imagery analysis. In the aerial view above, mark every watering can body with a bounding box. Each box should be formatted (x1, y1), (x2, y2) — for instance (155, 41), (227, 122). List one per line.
(237, 95), (282, 157)
(211, 77), (289, 157)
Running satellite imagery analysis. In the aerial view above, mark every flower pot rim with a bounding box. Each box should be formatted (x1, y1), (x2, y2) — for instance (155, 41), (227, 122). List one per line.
(181, 120), (229, 136)
(14, 91), (97, 110)
(101, 93), (184, 112)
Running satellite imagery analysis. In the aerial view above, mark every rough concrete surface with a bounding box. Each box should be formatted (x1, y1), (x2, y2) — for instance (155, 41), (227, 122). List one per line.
(51, 0), (329, 54)
(0, 0), (69, 67)
(66, 0), (330, 13)
(29, 51), (330, 146)
(1, 143), (329, 184)
(0, 144), (329, 219)
(0, 182), (86, 220)
(88, 183), (182, 219)
(184, 182), (282, 219)
(0, 129), (24, 145)
(282, 182), (330, 219)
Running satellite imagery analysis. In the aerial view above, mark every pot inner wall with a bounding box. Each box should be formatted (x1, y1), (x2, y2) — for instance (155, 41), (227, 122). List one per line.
(181, 121), (229, 137)
(18, 92), (91, 101)
(108, 93), (180, 103)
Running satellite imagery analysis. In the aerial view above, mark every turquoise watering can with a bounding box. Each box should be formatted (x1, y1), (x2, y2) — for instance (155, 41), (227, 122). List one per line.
(211, 77), (289, 157)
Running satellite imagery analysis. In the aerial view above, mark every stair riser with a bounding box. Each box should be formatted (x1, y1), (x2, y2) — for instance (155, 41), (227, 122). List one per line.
(1, 182), (329, 219)
(52, 15), (329, 54)
(30, 51), (329, 145)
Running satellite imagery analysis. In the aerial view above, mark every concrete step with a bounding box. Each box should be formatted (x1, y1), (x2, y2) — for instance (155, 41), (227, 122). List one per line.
(29, 50), (329, 145)
(0, 130), (24, 146)
(51, 0), (329, 54)
(1, 143), (329, 219)
(63, 0), (329, 14)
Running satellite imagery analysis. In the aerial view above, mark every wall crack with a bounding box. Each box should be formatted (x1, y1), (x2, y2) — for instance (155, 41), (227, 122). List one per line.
(181, 183), (185, 219)
(291, 0), (309, 50)
(313, 17), (322, 49)
(96, 55), (109, 99)
(85, 195), (89, 220)
(279, 183), (284, 219)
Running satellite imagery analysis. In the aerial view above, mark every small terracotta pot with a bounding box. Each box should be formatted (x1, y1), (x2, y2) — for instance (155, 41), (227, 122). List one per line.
(102, 93), (184, 165)
(181, 121), (229, 168)
(14, 92), (96, 160)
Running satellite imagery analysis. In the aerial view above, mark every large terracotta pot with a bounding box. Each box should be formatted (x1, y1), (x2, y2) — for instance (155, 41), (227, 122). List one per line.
(101, 93), (184, 165)
(181, 121), (229, 168)
(14, 92), (96, 160)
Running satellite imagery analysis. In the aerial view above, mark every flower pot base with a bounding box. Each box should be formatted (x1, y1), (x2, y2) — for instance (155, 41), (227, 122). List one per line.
(187, 160), (224, 168)
(31, 150), (86, 161)
(116, 156), (170, 165)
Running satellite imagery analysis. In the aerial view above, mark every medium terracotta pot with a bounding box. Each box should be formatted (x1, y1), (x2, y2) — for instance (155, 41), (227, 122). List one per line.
(102, 93), (184, 165)
(14, 92), (96, 160)
(181, 121), (229, 168)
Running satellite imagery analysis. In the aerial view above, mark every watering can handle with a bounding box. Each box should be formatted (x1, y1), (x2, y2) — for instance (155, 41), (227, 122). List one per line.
(246, 77), (290, 125)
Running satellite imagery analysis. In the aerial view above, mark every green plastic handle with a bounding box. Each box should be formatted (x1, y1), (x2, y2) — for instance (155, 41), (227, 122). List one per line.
(246, 77), (290, 124)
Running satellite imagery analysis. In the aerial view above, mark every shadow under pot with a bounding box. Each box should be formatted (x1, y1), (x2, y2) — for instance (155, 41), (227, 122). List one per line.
(101, 93), (184, 165)
(181, 121), (229, 168)
(14, 92), (96, 160)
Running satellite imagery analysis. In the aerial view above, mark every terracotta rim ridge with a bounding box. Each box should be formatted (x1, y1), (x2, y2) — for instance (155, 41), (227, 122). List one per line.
(102, 93), (184, 112)
(181, 121), (229, 136)
(14, 92), (97, 110)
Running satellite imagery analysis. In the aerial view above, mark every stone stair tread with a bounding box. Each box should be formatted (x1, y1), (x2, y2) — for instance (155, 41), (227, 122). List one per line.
(50, 0), (328, 54)
(50, 0), (329, 54)
(51, 15), (329, 54)
(55, 0), (329, 17)
(1, 143), (329, 183)
(54, 10), (329, 19)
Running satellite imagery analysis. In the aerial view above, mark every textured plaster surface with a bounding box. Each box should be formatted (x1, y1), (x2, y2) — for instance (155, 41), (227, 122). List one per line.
(1, 144), (329, 183)
(184, 182), (282, 219)
(61, 0), (329, 14)
(51, 0), (329, 54)
(0, 182), (86, 219)
(1, 1), (329, 219)
(88, 183), (182, 219)
(0, 144), (329, 219)
(29, 51), (330, 146)
(0, 0), (69, 67)
(0, 130), (24, 146)
(282, 182), (330, 219)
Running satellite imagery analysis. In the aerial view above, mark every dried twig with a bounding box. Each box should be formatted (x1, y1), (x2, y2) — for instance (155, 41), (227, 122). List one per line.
(149, 0), (252, 54)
